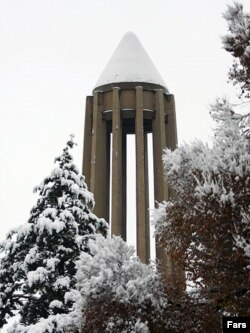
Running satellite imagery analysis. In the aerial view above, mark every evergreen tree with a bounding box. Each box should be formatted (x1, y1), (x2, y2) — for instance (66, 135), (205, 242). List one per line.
(0, 136), (107, 331)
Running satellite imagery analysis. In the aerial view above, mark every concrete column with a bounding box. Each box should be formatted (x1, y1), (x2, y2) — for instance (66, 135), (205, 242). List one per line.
(90, 91), (109, 221)
(135, 86), (150, 263)
(165, 94), (178, 150)
(165, 94), (185, 290)
(122, 133), (127, 241)
(144, 133), (150, 262)
(152, 89), (168, 202)
(106, 132), (111, 223)
(111, 87), (124, 238)
(82, 96), (93, 189)
(164, 94), (178, 205)
(152, 89), (172, 277)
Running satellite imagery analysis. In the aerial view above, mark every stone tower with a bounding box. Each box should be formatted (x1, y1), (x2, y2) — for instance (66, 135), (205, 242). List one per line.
(82, 32), (177, 269)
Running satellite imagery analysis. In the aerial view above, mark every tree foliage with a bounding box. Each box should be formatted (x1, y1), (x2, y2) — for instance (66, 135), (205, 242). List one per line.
(155, 103), (250, 326)
(76, 235), (169, 333)
(154, 3), (250, 331)
(0, 137), (107, 332)
(222, 2), (250, 98)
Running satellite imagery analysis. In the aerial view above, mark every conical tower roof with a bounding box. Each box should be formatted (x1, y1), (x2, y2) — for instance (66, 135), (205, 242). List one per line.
(94, 32), (168, 92)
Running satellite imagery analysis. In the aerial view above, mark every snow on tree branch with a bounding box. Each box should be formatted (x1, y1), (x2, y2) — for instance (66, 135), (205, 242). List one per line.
(222, 2), (250, 98)
(76, 235), (168, 333)
(0, 138), (107, 332)
(154, 103), (250, 323)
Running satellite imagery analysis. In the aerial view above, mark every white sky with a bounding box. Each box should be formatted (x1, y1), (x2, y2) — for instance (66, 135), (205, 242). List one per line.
(1, 0), (250, 247)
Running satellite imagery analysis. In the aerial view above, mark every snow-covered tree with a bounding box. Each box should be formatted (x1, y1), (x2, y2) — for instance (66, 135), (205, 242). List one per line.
(154, 101), (250, 330)
(222, 2), (250, 98)
(153, 4), (250, 331)
(76, 235), (168, 333)
(0, 136), (107, 332)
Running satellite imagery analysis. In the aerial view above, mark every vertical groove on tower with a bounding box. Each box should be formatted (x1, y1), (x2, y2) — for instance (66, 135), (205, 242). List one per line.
(153, 89), (172, 277)
(111, 87), (124, 238)
(82, 96), (93, 189)
(135, 86), (150, 263)
(90, 91), (109, 222)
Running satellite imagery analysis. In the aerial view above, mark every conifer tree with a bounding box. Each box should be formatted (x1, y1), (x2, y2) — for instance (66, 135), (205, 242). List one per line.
(0, 136), (107, 330)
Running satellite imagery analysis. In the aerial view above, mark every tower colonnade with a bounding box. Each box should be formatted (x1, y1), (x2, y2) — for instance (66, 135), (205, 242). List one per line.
(82, 82), (177, 269)
(82, 31), (182, 282)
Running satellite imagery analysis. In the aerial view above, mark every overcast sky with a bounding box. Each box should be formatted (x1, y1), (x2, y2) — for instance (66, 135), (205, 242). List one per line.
(1, 0), (250, 249)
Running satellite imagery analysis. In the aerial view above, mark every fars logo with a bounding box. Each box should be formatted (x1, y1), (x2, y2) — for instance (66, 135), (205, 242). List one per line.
(223, 317), (249, 331)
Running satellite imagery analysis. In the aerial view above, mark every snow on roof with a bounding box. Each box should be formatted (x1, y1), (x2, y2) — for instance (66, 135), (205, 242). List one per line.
(95, 32), (168, 90)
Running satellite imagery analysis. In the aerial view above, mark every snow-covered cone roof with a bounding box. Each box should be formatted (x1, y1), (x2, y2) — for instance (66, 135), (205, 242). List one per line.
(94, 32), (168, 91)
